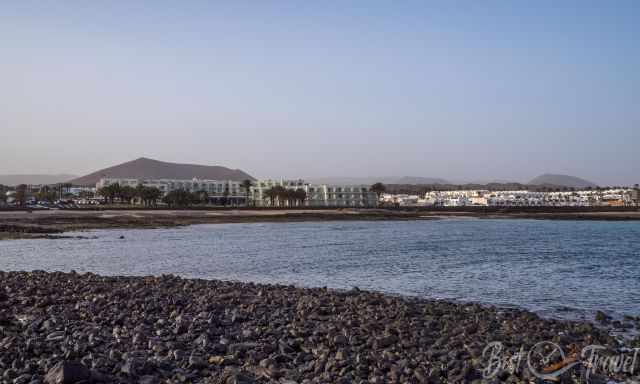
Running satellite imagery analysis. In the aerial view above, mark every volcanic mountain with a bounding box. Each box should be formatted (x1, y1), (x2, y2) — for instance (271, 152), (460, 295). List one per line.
(528, 174), (597, 189)
(69, 158), (255, 186)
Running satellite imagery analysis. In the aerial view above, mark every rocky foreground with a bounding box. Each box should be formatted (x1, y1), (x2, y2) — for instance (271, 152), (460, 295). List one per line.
(0, 271), (638, 384)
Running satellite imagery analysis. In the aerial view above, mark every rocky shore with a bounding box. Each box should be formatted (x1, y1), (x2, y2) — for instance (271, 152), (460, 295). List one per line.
(1, 271), (638, 383)
(0, 210), (435, 240)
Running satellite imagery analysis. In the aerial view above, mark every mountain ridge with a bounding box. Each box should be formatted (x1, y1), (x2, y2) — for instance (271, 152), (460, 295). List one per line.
(0, 174), (78, 186)
(528, 174), (597, 188)
(69, 158), (255, 186)
(306, 176), (450, 185)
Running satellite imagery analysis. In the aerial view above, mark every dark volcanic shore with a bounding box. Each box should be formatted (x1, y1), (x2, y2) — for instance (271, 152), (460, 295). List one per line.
(1, 271), (638, 383)
(1, 208), (639, 240)
(0, 210), (432, 240)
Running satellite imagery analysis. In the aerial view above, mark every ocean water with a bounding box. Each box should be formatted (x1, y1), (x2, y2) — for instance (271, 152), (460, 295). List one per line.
(1, 219), (639, 321)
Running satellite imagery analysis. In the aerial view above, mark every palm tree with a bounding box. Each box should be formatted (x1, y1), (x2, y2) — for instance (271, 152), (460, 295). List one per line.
(195, 190), (209, 205)
(241, 179), (253, 206)
(0, 184), (7, 204)
(221, 184), (230, 207)
(15, 184), (28, 206)
(36, 185), (54, 203)
(144, 187), (162, 207)
(273, 186), (288, 207)
(370, 182), (386, 207)
(284, 189), (297, 207)
(136, 186), (162, 207)
(163, 189), (194, 207)
(98, 183), (120, 204)
(295, 188), (307, 207)
(263, 187), (278, 207)
(135, 184), (145, 205)
(119, 186), (137, 205)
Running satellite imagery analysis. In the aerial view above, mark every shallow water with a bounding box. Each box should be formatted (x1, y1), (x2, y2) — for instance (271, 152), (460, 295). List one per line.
(1, 219), (639, 321)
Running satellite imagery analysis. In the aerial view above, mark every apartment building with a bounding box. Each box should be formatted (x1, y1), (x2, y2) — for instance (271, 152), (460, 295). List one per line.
(97, 178), (247, 205)
(97, 177), (376, 207)
(250, 179), (376, 207)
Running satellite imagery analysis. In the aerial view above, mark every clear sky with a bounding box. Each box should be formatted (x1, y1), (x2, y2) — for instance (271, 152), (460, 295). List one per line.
(1, 1), (638, 185)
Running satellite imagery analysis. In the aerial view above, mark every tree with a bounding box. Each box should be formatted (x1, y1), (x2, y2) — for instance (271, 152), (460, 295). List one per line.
(78, 190), (95, 199)
(295, 188), (307, 207)
(135, 184), (146, 205)
(136, 185), (162, 207)
(221, 184), (230, 207)
(370, 182), (386, 206)
(273, 186), (288, 207)
(119, 186), (137, 205)
(0, 184), (7, 204)
(15, 184), (28, 206)
(195, 190), (209, 205)
(163, 189), (196, 207)
(241, 179), (253, 206)
(143, 187), (162, 207)
(98, 183), (120, 204)
(61, 183), (73, 198)
(36, 185), (57, 203)
(284, 189), (296, 207)
(263, 187), (277, 207)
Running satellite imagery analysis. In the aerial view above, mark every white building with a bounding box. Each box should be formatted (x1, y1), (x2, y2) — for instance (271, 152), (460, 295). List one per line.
(251, 179), (377, 207)
(97, 178), (248, 205)
(97, 177), (377, 207)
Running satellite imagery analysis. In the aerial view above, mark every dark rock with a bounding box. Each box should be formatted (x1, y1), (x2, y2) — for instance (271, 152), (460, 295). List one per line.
(0, 271), (627, 384)
(595, 310), (610, 323)
(225, 372), (255, 384)
(44, 362), (91, 384)
(138, 375), (159, 384)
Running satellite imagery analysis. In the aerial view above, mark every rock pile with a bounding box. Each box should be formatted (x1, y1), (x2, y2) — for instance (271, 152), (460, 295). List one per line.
(0, 271), (635, 383)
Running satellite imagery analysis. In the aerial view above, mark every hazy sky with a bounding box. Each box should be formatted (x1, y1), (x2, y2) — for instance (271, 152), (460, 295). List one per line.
(1, 1), (638, 185)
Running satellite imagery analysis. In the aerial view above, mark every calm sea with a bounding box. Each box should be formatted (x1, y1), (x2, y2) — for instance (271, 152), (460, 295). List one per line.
(1, 219), (639, 321)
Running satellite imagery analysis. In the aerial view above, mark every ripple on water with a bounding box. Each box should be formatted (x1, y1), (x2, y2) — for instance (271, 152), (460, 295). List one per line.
(0, 219), (639, 321)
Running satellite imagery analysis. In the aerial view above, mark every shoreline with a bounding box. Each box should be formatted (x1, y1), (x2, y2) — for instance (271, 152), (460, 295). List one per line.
(1, 208), (639, 240)
(1, 270), (639, 383)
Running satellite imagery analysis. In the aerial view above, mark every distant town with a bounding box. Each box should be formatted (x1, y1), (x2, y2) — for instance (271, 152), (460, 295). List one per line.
(1, 176), (638, 209)
(1, 158), (638, 209)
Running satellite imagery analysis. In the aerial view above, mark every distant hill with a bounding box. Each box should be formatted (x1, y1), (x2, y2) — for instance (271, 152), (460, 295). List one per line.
(394, 176), (449, 185)
(528, 174), (597, 188)
(0, 174), (78, 186)
(69, 157), (255, 186)
(307, 176), (449, 185)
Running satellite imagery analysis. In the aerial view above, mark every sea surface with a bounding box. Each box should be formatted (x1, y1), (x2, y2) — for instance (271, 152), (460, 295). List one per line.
(1, 219), (639, 321)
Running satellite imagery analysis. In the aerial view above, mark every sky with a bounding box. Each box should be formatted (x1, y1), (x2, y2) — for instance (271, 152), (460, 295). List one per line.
(1, 1), (638, 185)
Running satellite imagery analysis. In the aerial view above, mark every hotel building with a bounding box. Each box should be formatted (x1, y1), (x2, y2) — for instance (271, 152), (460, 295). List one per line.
(97, 178), (377, 207)
(96, 178), (247, 205)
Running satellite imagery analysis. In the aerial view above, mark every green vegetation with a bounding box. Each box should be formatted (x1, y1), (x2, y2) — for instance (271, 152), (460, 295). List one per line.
(35, 185), (57, 203)
(98, 183), (163, 206)
(162, 189), (200, 207)
(14, 184), (28, 206)
(241, 179), (253, 206)
(369, 182), (386, 206)
(135, 185), (163, 207)
(0, 184), (7, 204)
(261, 186), (307, 207)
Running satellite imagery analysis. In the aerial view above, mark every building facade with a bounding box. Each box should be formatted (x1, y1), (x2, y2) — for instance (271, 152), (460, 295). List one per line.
(97, 177), (377, 207)
(250, 179), (377, 207)
(97, 178), (247, 205)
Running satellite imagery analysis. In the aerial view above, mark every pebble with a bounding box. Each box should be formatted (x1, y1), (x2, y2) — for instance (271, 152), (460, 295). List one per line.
(0, 270), (633, 383)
